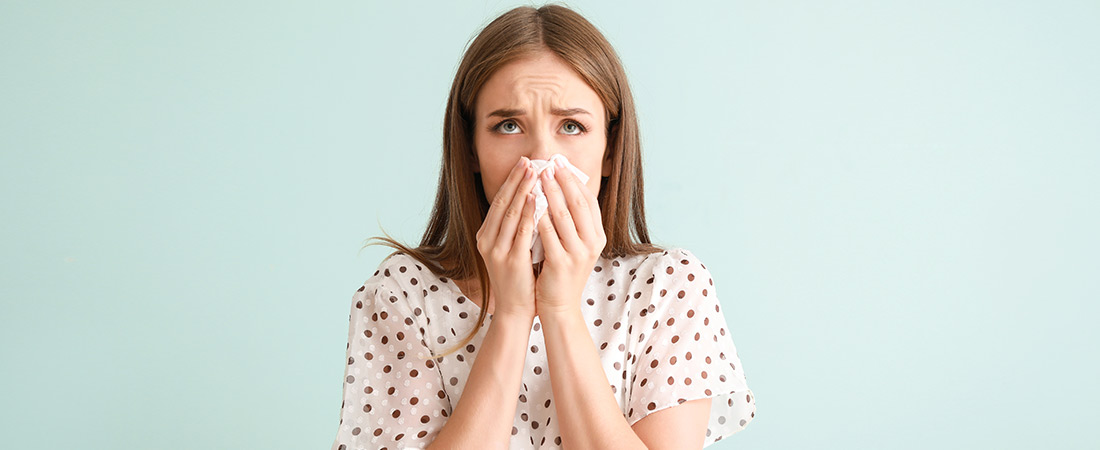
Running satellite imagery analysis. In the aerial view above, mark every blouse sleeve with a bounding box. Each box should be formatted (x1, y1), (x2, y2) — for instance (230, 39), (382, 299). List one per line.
(625, 248), (756, 445)
(331, 274), (451, 450)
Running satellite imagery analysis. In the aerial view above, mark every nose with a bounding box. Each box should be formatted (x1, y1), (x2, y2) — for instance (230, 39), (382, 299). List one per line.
(527, 124), (556, 162)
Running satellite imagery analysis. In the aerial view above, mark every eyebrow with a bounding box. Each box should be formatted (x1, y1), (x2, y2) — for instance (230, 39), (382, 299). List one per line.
(486, 107), (592, 118)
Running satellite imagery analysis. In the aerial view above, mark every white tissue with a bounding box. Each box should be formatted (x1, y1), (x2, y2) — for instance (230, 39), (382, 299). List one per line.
(527, 154), (590, 264)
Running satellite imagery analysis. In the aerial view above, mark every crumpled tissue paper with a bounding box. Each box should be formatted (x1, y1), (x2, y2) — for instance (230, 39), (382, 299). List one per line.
(527, 154), (589, 264)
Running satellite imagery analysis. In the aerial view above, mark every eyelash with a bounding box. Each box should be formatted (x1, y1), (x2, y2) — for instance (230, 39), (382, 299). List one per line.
(489, 119), (588, 135)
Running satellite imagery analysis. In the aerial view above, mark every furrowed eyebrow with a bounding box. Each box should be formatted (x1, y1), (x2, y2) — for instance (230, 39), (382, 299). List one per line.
(486, 107), (591, 118)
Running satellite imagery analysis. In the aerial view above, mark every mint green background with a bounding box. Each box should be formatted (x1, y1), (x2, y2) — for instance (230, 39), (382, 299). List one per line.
(2, 1), (1097, 449)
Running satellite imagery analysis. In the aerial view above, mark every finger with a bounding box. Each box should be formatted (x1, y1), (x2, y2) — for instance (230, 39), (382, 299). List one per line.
(537, 210), (565, 262)
(496, 162), (539, 254)
(510, 191), (537, 257)
(540, 167), (583, 253)
(479, 157), (531, 247)
(552, 161), (596, 245)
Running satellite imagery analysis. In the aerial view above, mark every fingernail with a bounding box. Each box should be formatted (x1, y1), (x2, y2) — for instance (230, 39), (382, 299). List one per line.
(516, 158), (525, 168)
(543, 167), (554, 179)
(555, 158), (565, 169)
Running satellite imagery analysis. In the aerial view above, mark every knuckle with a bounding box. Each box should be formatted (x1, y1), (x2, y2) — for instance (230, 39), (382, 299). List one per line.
(554, 208), (572, 221)
(570, 196), (587, 210)
(503, 204), (521, 220)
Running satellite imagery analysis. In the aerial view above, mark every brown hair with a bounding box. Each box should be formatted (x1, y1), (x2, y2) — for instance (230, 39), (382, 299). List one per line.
(362, 3), (663, 359)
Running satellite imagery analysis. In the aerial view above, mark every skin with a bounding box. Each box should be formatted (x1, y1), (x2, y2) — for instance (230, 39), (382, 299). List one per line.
(454, 49), (713, 449)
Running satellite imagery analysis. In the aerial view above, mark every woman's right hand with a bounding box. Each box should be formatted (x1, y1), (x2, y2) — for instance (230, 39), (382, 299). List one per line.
(475, 156), (540, 319)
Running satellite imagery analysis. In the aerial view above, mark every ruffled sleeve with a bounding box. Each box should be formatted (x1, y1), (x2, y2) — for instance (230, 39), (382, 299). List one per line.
(625, 248), (756, 445)
(331, 270), (451, 450)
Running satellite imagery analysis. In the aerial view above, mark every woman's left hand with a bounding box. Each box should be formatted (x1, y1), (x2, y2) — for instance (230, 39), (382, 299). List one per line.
(534, 160), (607, 316)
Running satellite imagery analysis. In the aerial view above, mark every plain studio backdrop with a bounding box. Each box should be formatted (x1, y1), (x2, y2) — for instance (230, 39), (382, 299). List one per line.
(1, 1), (1097, 448)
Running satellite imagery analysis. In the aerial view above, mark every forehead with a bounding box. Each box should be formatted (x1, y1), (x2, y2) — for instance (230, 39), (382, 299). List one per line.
(476, 52), (603, 114)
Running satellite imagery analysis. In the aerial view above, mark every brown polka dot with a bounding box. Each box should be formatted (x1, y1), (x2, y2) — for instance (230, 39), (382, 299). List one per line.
(421, 415), (430, 423)
(450, 377), (458, 386)
(667, 376), (674, 385)
(667, 317), (675, 326)
(650, 360), (659, 368)
(670, 356), (677, 364)
(647, 402), (656, 410)
(411, 397), (419, 405)
(688, 273), (695, 281)
(666, 266), (674, 274)
(672, 335), (680, 343)
(410, 369), (419, 377)
(392, 409), (400, 418)
(374, 428), (383, 436)
(677, 290), (686, 299)
(351, 427), (361, 435)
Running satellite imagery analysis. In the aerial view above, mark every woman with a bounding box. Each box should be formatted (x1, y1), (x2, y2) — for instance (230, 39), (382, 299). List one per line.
(332, 4), (755, 449)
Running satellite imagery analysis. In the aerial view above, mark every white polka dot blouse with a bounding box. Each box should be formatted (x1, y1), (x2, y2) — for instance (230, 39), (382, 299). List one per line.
(331, 247), (756, 449)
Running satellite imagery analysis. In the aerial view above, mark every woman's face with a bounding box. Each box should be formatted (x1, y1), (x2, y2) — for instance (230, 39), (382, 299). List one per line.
(472, 50), (611, 205)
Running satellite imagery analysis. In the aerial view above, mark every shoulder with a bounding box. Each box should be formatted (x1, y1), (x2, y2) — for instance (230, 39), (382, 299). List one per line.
(650, 246), (716, 294)
(354, 252), (440, 312)
(649, 246), (711, 273)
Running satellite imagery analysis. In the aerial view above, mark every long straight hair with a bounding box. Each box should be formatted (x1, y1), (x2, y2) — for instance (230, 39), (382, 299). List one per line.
(363, 4), (663, 359)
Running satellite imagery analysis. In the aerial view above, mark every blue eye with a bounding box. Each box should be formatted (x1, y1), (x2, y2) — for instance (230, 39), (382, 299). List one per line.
(496, 120), (520, 134)
(562, 121), (586, 135)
